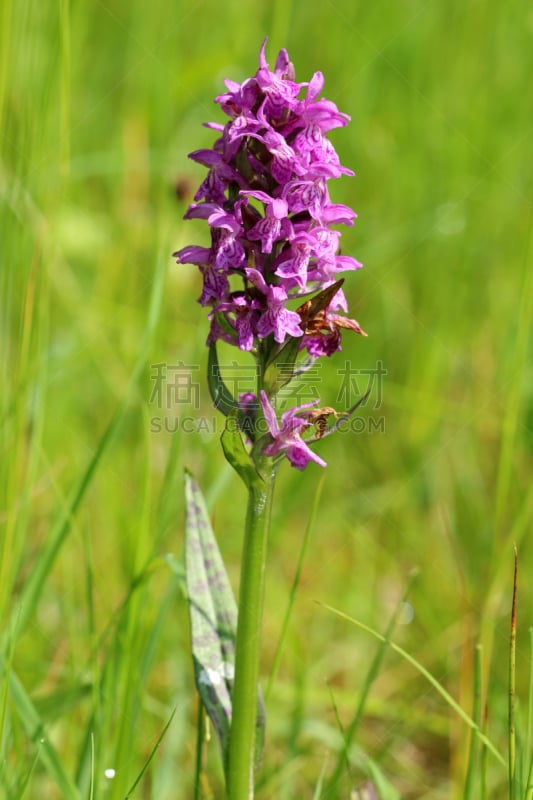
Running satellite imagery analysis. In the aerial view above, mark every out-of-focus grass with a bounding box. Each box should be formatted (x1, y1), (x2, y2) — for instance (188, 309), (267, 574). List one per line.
(1, 1), (532, 797)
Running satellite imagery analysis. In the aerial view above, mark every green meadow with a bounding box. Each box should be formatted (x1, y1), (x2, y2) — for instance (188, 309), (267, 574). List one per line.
(1, 1), (532, 797)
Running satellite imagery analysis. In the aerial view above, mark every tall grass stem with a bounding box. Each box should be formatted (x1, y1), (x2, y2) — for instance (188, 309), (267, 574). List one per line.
(464, 644), (483, 800)
(509, 547), (518, 798)
(525, 628), (533, 800)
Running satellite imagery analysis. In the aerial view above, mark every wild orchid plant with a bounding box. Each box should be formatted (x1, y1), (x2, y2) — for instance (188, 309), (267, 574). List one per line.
(174, 40), (365, 799)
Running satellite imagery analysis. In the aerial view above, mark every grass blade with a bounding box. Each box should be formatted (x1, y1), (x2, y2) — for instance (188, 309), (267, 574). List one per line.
(194, 698), (205, 800)
(312, 752), (329, 800)
(326, 571), (418, 792)
(319, 601), (506, 768)
(3, 249), (166, 646)
(480, 702), (489, 800)
(123, 708), (177, 798)
(525, 628), (533, 800)
(6, 668), (82, 799)
(509, 546), (518, 798)
(464, 644), (483, 800)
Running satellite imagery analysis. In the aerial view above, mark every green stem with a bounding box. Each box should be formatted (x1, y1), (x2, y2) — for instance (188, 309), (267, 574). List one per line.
(193, 697), (204, 800)
(226, 465), (275, 800)
(509, 547), (518, 799)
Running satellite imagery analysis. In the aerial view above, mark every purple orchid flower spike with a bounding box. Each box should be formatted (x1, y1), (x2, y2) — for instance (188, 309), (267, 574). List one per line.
(177, 41), (370, 800)
(174, 38), (364, 359)
(175, 38), (367, 468)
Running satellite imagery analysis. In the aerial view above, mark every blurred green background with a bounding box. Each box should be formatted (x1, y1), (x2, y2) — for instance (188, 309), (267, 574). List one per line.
(1, 0), (532, 797)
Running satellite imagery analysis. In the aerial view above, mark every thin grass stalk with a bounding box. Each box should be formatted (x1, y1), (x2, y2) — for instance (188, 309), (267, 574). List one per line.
(59, 0), (71, 175)
(312, 753), (329, 800)
(88, 733), (95, 800)
(0, 0), (12, 130)
(327, 682), (353, 787)
(494, 214), (533, 536)
(6, 669), (82, 799)
(226, 468), (275, 799)
(123, 708), (176, 798)
(480, 702), (489, 800)
(527, 759), (533, 800)
(464, 644), (483, 800)
(326, 572), (417, 792)
(485, 214), (532, 676)
(2, 249), (166, 650)
(320, 602), (506, 766)
(525, 628), (533, 800)
(16, 747), (40, 799)
(509, 547), (518, 799)
(194, 697), (204, 800)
